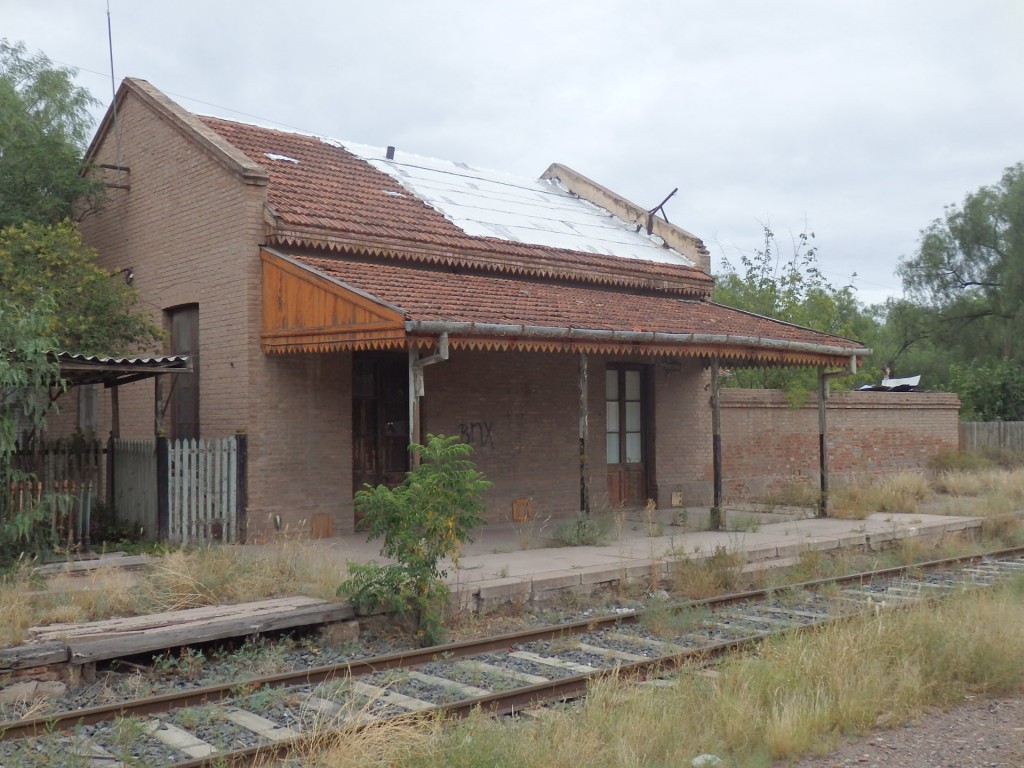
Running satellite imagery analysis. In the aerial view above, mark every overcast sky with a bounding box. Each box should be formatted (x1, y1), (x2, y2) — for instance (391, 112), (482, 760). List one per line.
(4, 1), (1023, 306)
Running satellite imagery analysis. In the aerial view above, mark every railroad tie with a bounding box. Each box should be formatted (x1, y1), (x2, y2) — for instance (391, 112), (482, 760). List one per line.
(405, 670), (491, 698)
(301, 695), (375, 724)
(458, 659), (549, 685)
(349, 680), (435, 712)
(53, 736), (126, 768)
(574, 642), (648, 663)
(223, 708), (300, 741)
(143, 720), (217, 759)
(508, 650), (596, 674)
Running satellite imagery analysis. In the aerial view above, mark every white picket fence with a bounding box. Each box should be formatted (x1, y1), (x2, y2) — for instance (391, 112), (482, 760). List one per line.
(168, 437), (239, 545)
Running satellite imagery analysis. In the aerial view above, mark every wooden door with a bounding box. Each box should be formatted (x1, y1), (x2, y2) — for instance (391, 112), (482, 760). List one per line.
(168, 305), (199, 440)
(353, 354), (409, 500)
(606, 365), (648, 507)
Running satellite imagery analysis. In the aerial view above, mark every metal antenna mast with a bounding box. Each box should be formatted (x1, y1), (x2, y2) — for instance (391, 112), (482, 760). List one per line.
(107, 1), (122, 168)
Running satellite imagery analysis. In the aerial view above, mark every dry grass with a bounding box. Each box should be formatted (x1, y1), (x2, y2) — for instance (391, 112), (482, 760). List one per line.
(288, 579), (1024, 768)
(934, 467), (1024, 502)
(829, 472), (932, 519)
(668, 545), (744, 598)
(3, 462), (1022, 648)
(0, 541), (344, 647)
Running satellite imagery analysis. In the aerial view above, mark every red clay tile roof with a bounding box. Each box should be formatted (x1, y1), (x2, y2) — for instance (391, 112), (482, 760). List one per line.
(201, 117), (712, 296)
(288, 250), (866, 362)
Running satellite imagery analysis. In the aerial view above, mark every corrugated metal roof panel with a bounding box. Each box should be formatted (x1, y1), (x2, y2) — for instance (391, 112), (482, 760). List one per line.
(342, 142), (694, 266)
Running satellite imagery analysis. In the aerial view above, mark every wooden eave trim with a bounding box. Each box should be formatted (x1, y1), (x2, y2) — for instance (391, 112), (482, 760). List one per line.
(266, 229), (712, 298)
(260, 248), (407, 354)
(262, 331), (858, 363)
(405, 333), (858, 366)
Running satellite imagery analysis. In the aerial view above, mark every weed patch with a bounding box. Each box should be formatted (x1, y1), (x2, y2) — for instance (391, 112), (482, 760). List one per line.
(669, 546), (743, 598)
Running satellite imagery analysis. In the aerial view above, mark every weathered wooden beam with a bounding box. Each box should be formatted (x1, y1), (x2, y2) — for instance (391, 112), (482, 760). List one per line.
(711, 358), (722, 530)
(67, 603), (355, 664)
(818, 366), (830, 517)
(0, 641), (69, 671)
(579, 353), (590, 515)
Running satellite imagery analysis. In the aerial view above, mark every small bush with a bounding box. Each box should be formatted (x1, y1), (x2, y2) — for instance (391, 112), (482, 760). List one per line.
(669, 545), (743, 598)
(338, 435), (490, 646)
(552, 513), (610, 547)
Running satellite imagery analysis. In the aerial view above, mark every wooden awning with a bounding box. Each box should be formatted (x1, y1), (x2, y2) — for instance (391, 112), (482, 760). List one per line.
(261, 249), (406, 353)
(261, 247), (871, 366)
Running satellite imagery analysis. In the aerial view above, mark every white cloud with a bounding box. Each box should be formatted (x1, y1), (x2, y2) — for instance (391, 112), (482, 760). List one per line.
(4, 0), (1023, 303)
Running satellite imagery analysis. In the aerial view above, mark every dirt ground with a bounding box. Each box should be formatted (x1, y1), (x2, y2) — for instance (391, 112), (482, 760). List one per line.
(782, 691), (1024, 767)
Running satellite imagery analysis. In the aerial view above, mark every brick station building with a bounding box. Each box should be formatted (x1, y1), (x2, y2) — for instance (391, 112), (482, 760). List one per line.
(75, 78), (956, 540)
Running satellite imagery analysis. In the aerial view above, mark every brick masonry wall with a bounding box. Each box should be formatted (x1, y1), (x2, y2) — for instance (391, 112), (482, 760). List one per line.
(76, 91), (353, 540)
(719, 389), (962, 499)
(419, 350), (714, 524)
(422, 349), (581, 523)
(652, 358), (713, 507)
(249, 352), (352, 537)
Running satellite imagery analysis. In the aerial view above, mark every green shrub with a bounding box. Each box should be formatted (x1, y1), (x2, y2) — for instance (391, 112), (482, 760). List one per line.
(552, 513), (610, 547)
(338, 435), (490, 646)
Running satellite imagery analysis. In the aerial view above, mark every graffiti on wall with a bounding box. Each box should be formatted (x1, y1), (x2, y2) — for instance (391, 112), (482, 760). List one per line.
(459, 421), (495, 449)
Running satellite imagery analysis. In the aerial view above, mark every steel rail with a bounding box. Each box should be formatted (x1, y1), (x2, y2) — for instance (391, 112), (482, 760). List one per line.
(3, 545), (1023, 747)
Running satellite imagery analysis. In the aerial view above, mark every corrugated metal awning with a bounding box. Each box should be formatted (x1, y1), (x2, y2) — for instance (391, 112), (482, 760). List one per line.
(56, 352), (191, 388)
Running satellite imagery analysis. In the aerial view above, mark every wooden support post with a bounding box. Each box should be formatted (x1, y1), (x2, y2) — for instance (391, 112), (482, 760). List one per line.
(409, 347), (422, 468)
(710, 358), (723, 530)
(156, 435), (169, 541)
(235, 432), (248, 543)
(107, 386), (120, 513)
(818, 366), (830, 518)
(579, 353), (590, 515)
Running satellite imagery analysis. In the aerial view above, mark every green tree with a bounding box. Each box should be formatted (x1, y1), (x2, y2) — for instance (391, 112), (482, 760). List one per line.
(893, 162), (1024, 417)
(0, 221), (160, 355)
(713, 226), (878, 390)
(949, 359), (1024, 422)
(339, 435), (490, 646)
(0, 297), (62, 566)
(0, 39), (103, 226)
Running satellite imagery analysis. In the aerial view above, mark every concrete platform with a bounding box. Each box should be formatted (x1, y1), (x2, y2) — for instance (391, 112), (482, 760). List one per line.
(285, 507), (983, 612)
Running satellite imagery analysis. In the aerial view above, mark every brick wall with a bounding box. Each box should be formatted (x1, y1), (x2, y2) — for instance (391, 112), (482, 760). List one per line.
(76, 91), (354, 539)
(249, 353), (352, 537)
(422, 350), (581, 523)
(719, 389), (961, 499)
(418, 351), (715, 523)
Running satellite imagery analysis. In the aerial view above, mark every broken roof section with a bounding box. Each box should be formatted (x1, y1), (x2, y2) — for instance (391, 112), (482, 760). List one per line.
(341, 142), (696, 266)
(200, 113), (713, 294)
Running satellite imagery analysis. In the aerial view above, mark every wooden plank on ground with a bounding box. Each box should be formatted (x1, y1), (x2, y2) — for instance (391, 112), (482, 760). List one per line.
(30, 597), (329, 642)
(0, 641), (69, 670)
(67, 601), (355, 664)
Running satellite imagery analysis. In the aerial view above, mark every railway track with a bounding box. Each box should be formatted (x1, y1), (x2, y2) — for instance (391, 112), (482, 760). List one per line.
(3, 546), (1024, 767)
